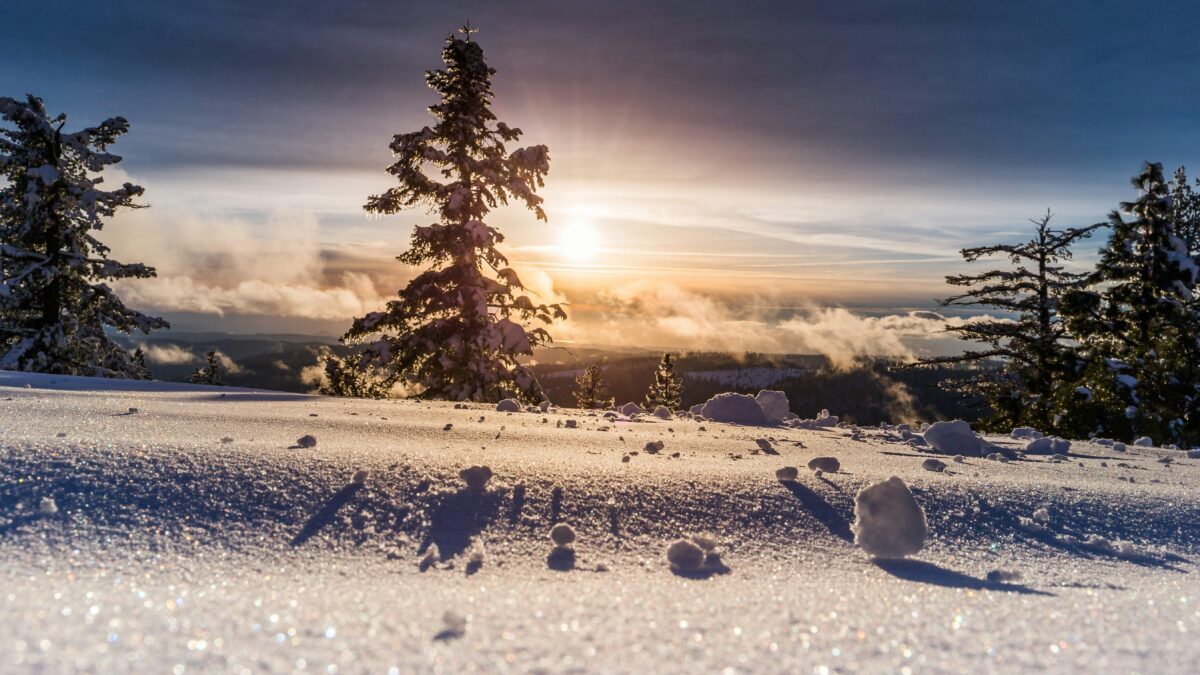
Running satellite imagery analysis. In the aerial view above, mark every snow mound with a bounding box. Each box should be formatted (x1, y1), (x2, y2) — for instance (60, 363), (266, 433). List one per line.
(651, 405), (672, 420)
(39, 497), (58, 515)
(852, 476), (928, 559)
(644, 440), (665, 454)
(295, 434), (317, 449)
(699, 393), (769, 426)
(1024, 437), (1064, 455)
(1011, 427), (1044, 440)
(619, 402), (643, 417)
(1133, 436), (1153, 448)
(790, 409), (839, 429)
(754, 390), (790, 423)
(496, 399), (521, 413)
(538, 400), (551, 413)
(921, 420), (982, 456)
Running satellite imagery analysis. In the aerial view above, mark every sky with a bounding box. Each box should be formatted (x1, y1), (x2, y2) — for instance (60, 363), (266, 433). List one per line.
(2, 1), (1199, 357)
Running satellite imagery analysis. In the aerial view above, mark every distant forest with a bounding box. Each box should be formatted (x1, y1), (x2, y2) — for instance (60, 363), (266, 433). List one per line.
(123, 335), (985, 425)
(530, 350), (986, 425)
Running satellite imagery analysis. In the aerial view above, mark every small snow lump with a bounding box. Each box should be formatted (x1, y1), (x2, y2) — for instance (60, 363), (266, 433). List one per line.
(459, 465), (494, 491)
(851, 476), (928, 559)
(807, 456), (840, 473)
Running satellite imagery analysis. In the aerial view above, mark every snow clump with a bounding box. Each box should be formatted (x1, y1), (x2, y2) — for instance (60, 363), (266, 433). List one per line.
(1133, 436), (1153, 447)
(1011, 427), (1044, 440)
(496, 399), (521, 413)
(754, 390), (791, 423)
(652, 405), (672, 420)
(549, 523), (576, 547)
(619, 402), (644, 417)
(1024, 437), (1055, 454)
(459, 465), (494, 491)
(667, 539), (706, 571)
(295, 434), (317, 448)
(644, 440), (665, 454)
(699, 393), (769, 426)
(851, 476), (928, 559)
(807, 456), (840, 473)
(921, 458), (947, 472)
(39, 497), (58, 515)
(775, 466), (799, 481)
(922, 420), (983, 456)
(351, 470), (369, 485)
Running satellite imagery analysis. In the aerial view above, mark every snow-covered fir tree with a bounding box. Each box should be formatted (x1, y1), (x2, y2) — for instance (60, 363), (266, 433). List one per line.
(918, 211), (1099, 433)
(0, 95), (166, 377)
(1061, 163), (1200, 443)
(189, 351), (224, 386)
(644, 353), (683, 410)
(1171, 166), (1200, 254)
(573, 364), (613, 409)
(341, 27), (565, 403)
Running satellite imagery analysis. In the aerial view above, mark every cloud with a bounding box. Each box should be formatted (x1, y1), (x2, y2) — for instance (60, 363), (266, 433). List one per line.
(558, 281), (1005, 368)
(138, 343), (198, 365)
(105, 203), (390, 320)
(210, 350), (245, 375)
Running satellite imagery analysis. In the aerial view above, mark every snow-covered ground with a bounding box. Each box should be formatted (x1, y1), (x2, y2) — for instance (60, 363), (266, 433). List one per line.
(2, 371), (1199, 673)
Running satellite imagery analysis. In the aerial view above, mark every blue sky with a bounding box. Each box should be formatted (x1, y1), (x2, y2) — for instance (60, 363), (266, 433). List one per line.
(2, 1), (1198, 351)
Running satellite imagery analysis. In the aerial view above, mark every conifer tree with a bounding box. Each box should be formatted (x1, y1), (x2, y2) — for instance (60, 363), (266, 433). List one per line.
(918, 211), (1100, 432)
(1061, 162), (1200, 443)
(341, 27), (565, 403)
(644, 353), (683, 410)
(1170, 166), (1200, 253)
(189, 351), (225, 386)
(573, 364), (613, 409)
(318, 349), (392, 399)
(0, 95), (166, 377)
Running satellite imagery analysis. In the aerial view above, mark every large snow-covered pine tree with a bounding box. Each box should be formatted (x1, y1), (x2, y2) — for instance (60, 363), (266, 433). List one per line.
(342, 28), (565, 403)
(918, 211), (1099, 433)
(0, 95), (166, 378)
(1061, 163), (1200, 443)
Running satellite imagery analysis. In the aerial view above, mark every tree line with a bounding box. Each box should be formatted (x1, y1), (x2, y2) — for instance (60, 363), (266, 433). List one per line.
(919, 163), (1200, 445)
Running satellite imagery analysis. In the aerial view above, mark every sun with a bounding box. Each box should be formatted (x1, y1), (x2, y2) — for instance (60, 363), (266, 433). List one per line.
(557, 221), (601, 263)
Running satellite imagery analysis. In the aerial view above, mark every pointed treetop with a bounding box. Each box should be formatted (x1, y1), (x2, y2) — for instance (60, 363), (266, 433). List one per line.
(460, 21), (479, 41)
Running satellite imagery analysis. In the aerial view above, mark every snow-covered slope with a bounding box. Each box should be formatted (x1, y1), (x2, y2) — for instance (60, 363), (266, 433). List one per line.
(2, 371), (1199, 673)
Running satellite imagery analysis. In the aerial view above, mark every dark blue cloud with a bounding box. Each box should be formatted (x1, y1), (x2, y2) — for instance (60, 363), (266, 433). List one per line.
(2, 0), (1196, 181)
